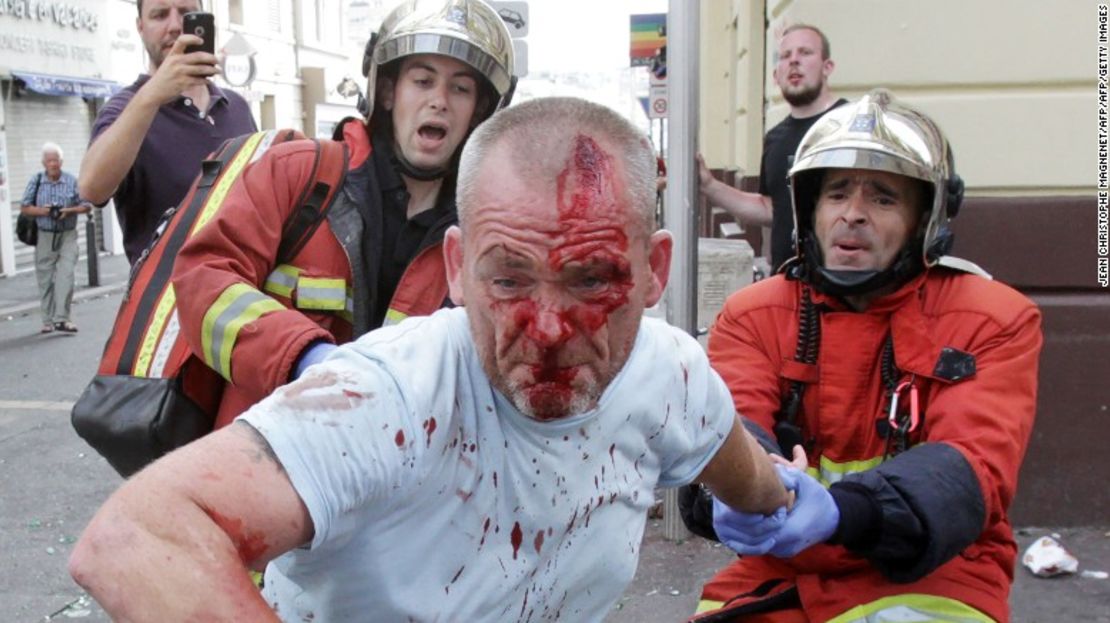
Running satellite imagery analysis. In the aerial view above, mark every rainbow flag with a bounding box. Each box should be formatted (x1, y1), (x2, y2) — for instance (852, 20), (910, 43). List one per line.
(630, 13), (666, 67)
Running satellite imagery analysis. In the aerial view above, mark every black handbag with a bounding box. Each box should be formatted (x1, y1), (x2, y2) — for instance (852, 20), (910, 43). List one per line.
(16, 214), (37, 246)
(16, 173), (42, 246)
(71, 375), (215, 477)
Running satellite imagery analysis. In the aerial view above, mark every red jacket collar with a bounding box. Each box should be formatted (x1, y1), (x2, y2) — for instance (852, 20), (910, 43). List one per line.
(343, 120), (372, 170)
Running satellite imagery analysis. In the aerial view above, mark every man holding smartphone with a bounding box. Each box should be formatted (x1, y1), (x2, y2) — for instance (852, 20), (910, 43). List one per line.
(80, 0), (256, 265)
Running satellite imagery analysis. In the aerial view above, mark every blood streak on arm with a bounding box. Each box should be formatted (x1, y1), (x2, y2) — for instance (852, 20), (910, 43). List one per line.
(205, 509), (270, 565)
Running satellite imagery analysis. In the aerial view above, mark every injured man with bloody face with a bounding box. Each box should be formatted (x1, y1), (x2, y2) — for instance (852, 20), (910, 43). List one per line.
(69, 96), (790, 623)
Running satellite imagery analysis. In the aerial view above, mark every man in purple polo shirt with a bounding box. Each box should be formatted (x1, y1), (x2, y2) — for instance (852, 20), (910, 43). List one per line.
(81, 0), (256, 264)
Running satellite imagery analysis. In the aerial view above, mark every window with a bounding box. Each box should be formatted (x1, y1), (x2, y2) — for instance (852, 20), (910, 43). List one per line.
(268, 0), (282, 33)
(229, 0), (243, 25)
(314, 0), (341, 44)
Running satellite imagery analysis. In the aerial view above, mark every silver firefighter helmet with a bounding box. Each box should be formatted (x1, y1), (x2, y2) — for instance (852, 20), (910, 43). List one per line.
(361, 0), (515, 123)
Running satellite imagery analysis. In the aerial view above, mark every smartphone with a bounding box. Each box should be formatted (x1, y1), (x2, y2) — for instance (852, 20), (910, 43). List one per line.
(183, 12), (215, 55)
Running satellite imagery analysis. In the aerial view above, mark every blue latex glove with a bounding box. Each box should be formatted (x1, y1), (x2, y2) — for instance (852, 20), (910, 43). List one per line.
(765, 464), (841, 558)
(712, 496), (786, 556)
(293, 341), (337, 380)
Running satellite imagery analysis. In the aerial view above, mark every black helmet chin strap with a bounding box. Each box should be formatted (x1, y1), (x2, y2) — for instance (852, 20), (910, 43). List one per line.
(801, 235), (924, 298)
(391, 149), (448, 182)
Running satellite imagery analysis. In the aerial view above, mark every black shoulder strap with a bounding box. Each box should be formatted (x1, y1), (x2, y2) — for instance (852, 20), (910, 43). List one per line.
(275, 139), (349, 265)
(773, 285), (820, 454)
(115, 133), (255, 375)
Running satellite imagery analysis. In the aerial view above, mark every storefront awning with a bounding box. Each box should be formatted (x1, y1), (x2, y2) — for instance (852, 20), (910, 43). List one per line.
(11, 71), (121, 99)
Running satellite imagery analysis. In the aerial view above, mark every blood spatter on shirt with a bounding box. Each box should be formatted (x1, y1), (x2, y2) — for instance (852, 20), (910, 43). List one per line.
(394, 429), (405, 448)
(479, 517), (492, 547)
(511, 521), (524, 559)
(206, 508), (268, 565)
(279, 369), (373, 412)
(533, 530), (545, 554)
(285, 369), (339, 394)
(519, 591), (529, 619)
(422, 417), (437, 447)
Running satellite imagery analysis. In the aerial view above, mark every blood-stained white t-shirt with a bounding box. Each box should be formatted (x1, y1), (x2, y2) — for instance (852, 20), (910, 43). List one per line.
(241, 307), (734, 622)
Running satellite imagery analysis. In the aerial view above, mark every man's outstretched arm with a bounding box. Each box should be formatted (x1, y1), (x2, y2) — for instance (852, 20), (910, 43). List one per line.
(69, 422), (311, 621)
(697, 154), (773, 229)
(696, 415), (789, 516)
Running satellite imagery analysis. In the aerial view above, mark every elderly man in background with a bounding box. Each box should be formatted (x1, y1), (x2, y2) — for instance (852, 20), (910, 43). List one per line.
(20, 142), (91, 334)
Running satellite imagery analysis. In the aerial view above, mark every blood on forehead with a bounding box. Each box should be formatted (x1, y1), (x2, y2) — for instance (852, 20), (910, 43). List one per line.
(549, 134), (632, 268)
(555, 134), (629, 227)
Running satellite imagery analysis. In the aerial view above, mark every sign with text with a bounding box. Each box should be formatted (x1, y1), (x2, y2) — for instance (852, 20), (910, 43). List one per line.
(0, 0), (116, 79)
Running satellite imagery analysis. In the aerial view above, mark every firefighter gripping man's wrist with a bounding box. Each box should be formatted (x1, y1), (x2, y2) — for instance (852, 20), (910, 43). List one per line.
(688, 90), (1042, 623)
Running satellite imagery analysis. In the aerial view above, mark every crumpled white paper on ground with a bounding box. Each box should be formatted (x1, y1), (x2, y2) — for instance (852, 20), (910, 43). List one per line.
(1022, 535), (1079, 577)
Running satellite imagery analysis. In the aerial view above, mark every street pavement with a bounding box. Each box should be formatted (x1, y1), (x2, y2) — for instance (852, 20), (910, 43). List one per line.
(0, 253), (1107, 621)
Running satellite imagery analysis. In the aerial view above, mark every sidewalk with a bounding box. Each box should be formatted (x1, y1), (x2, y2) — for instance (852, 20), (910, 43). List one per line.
(0, 253), (131, 320)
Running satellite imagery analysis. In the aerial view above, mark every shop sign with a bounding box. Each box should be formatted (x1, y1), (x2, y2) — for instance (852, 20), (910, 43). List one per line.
(0, 0), (113, 76)
(0, 0), (99, 32)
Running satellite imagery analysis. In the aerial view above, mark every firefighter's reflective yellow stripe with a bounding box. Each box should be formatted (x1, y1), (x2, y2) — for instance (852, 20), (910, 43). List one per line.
(695, 599), (724, 614)
(133, 285), (178, 377)
(190, 131), (267, 235)
(338, 288), (354, 323)
(383, 308), (408, 326)
(812, 454), (885, 486)
(201, 283), (285, 381)
(263, 264), (301, 298)
(248, 129), (280, 164)
(147, 309), (181, 378)
(828, 594), (994, 623)
(296, 277), (346, 310)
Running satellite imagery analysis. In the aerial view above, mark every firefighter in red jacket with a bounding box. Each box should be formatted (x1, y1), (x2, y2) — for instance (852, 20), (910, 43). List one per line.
(172, 0), (515, 428)
(689, 90), (1042, 622)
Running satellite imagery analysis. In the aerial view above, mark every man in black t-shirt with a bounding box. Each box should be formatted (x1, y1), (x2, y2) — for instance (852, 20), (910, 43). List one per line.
(699, 24), (847, 271)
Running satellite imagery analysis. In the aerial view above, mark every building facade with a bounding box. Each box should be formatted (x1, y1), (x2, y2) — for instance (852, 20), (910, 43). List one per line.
(0, 0), (361, 276)
(696, 0), (1103, 526)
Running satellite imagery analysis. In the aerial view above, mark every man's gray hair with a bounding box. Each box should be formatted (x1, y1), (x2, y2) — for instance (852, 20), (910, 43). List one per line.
(42, 142), (63, 160)
(457, 97), (657, 233)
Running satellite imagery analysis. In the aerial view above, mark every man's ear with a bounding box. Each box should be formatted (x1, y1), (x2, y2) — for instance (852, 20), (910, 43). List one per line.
(444, 225), (465, 306)
(644, 230), (673, 308)
(822, 58), (835, 79)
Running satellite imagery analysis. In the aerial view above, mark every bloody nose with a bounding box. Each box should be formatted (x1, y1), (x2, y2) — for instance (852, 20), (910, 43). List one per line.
(524, 307), (574, 348)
